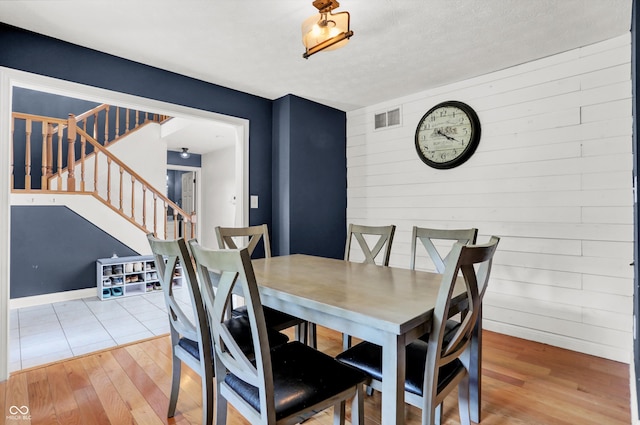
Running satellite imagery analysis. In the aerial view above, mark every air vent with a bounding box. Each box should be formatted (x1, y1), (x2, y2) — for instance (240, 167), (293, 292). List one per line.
(374, 106), (402, 130)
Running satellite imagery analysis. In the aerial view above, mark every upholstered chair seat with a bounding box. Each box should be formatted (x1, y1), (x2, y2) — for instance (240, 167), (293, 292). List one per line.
(177, 316), (289, 361)
(231, 305), (305, 333)
(337, 320), (462, 396)
(225, 341), (368, 421)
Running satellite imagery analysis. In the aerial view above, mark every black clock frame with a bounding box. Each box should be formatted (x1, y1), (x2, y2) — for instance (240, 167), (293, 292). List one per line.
(414, 100), (481, 169)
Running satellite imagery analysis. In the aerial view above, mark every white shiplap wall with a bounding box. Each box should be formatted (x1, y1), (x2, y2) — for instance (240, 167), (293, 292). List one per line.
(346, 34), (633, 362)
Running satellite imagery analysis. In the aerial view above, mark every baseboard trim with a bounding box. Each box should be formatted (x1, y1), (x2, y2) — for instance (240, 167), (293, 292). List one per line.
(484, 320), (632, 364)
(10, 288), (97, 309)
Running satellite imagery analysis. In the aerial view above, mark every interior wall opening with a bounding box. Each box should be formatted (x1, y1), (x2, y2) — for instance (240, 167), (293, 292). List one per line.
(1, 67), (249, 377)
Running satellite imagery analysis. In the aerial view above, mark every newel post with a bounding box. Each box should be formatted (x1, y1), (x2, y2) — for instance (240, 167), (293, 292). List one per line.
(67, 114), (76, 192)
(190, 212), (197, 239)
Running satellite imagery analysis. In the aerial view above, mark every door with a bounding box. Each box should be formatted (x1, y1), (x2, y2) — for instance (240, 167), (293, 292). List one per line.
(181, 171), (196, 238)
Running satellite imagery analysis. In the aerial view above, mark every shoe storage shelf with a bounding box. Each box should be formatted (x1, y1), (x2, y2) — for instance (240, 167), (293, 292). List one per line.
(96, 255), (183, 300)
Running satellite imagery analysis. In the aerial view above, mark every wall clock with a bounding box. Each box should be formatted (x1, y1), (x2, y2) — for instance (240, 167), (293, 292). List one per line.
(414, 100), (481, 169)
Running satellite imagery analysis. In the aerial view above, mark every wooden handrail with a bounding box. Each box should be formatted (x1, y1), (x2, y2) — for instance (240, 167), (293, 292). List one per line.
(74, 103), (109, 123)
(75, 126), (191, 219)
(13, 112), (67, 125)
(75, 125), (195, 238)
(51, 103), (170, 146)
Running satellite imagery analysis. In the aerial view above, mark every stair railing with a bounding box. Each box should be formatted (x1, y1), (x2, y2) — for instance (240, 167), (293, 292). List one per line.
(11, 112), (194, 239)
(52, 103), (171, 147)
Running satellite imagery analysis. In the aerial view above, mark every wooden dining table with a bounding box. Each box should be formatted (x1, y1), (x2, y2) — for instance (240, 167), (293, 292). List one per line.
(251, 254), (482, 425)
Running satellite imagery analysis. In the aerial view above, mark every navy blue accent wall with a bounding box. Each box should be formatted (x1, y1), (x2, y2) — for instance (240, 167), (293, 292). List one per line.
(10, 206), (138, 298)
(13, 87), (99, 117)
(272, 95), (347, 259)
(0, 22), (273, 228)
(166, 170), (183, 210)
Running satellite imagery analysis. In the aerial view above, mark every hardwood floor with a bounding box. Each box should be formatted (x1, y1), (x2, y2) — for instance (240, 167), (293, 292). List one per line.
(1, 327), (631, 425)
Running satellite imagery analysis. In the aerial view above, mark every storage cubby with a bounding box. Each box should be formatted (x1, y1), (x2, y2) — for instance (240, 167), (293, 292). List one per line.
(96, 255), (182, 300)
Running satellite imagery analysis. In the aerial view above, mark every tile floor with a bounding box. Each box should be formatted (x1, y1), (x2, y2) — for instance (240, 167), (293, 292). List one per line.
(9, 288), (192, 372)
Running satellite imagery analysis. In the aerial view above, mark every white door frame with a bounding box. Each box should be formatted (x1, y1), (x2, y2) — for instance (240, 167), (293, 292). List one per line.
(0, 66), (249, 381)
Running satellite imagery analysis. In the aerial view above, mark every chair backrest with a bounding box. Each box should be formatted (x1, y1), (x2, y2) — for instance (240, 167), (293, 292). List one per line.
(216, 224), (271, 258)
(410, 227), (478, 272)
(189, 242), (276, 423)
(345, 223), (396, 266)
(146, 234), (211, 362)
(423, 236), (499, 412)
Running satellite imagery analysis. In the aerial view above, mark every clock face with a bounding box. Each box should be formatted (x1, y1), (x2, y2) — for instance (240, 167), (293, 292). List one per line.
(415, 101), (481, 169)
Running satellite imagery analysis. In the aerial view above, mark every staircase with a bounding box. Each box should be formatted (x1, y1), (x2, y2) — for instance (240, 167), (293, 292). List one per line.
(10, 104), (196, 241)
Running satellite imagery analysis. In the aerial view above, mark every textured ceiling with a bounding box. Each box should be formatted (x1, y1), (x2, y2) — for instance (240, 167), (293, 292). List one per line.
(3, 1), (631, 154)
(0, 1), (632, 112)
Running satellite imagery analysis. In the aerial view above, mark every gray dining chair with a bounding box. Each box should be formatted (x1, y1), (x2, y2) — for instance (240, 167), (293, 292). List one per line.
(188, 243), (369, 425)
(409, 228), (482, 414)
(336, 236), (500, 425)
(215, 224), (314, 347)
(410, 227), (478, 272)
(411, 227), (479, 343)
(358, 226), (477, 398)
(344, 223), (396, 266)
(146, 234), (213, 425)
(342, 223), (396, 349)
(216, 224), (273, 257)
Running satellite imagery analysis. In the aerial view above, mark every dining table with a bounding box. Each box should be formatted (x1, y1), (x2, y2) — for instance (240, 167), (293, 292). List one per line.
(251, 254), (482, 425)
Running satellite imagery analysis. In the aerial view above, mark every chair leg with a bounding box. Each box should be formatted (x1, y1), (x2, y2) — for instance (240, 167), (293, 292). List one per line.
(435, 403), (443, 425)
(215, 390), (228, 425)
(202, 368), (214, 425)
(333, 400), (346, 425)
(295, 322), (308, 344)
(295, 322), (318, 348)
(423, 397), (438, 425)
(342, 333), (352, 350)
(308, 323), (317, 349)
(168, 356), (181, 417)
(351, 385), (365, 425)
(458, 373), (471, 425)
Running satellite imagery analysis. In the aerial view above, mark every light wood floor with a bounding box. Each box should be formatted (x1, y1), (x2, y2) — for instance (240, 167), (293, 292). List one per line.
(0, 327), (631, 425)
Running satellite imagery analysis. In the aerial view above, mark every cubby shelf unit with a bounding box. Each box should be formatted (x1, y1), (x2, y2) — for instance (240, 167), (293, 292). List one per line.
(96, 255), (182, 300)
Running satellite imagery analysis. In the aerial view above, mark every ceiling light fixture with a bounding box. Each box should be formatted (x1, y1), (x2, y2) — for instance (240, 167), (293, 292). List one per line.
(179, 147), (191, 159)
(302, 0), (353, 59)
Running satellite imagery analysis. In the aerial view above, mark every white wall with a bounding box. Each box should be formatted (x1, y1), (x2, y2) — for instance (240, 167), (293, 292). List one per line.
(346, 34), (633, 362)
(105, 123), (168, 238)
(200, 145), (237, 249)
(105, 124), (167, 198)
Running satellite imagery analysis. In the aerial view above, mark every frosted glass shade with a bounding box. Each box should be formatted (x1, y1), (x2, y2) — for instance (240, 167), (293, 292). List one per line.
(302, 10), (352, 58)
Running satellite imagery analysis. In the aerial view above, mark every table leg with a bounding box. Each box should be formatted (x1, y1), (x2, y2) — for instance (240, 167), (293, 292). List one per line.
(381, 334), (406, 425)
(470, 306), (482, 423)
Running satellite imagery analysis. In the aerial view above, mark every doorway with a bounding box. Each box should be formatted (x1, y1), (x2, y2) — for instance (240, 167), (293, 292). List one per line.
(0, 67), (249, 379)
(166, 166), (200, 240)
